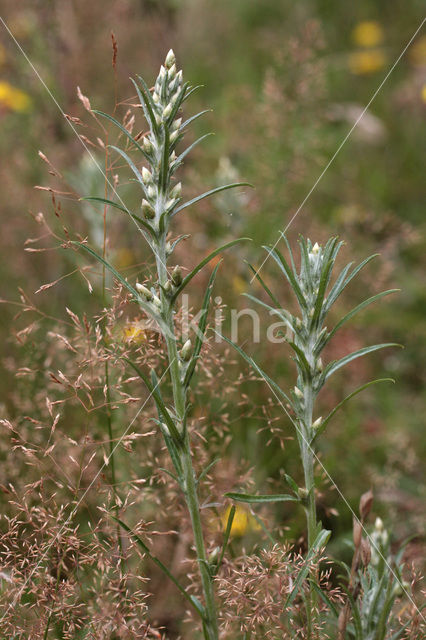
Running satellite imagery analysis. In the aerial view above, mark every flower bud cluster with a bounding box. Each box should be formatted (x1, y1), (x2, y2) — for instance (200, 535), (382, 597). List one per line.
(140, 49), (184, 226)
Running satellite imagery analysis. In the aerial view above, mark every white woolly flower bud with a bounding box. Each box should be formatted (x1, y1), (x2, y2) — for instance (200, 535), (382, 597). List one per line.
(165, 49), (176, 69)
(170, 182), (182, 199)
(142, 199), (155, 220)
(312, 417), (322, 429)
(168, 63), (177, 79)
(159, 65), (166, 79)
(181, 339), (192, 361)
(136, 283), (153, 301)
(170, 130), (179, 143)
(152, 92), (160, 104)
(163, 103), (173, 119)
(294, 386), (303, 399)
(165, 199), (176, 210)
(147, 184), (156, 199)
(143, 137), (153, 154)
(312, 242), (320, 255)
(172, 117), (182, 131)
(155, 113), (162, 126)
(142, 167), (152, 183)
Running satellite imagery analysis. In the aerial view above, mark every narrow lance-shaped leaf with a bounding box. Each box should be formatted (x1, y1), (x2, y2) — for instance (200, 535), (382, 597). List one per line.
(243, 293), (295, 334)
(279, 233), (298, 278)
(132, 76), (159, 137)
(80, 196), (154, 234)
(213, 505), (235, 575)
(311, 258), (334, 328)
(123, 357), (182, 443)
(173, 182), (252, 217)
(181, 109), (212, 131)
(71, 242), (138, 297)
(325, 253), (379, 312)
(311, 378), (394, 444)
(225, 492), (299, 504)
(220, 334), (293, 408)
(184, 260), (222, 388)
(111, 516), (205, 619)
(170, 238), (250, 302)
(91, 109), (148, 157)
(264, 246), (306, 310)
(71, 242), (164, 327)
(322, 344), (401, 383)
(326, 289), (399, 343)
(246, 262), (282, 309)
(108, 144), (146, 190)
(173, 133), (213, 170)
(150, 369), (183, 478)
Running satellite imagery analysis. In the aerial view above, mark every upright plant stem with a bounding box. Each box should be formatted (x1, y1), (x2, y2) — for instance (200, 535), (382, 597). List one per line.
(156, 243), (218, 640)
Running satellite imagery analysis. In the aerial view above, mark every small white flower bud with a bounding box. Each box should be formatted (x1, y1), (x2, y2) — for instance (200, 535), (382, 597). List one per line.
(165, 199), (176, 210)
(170, 182), (182, 199)
(142, 199), (155, 220)
(176, 70), (183, 84)
(168, 63), (177, 79)
(374, 517), (384, 532)
(316, 358), (323, 372)
(143, 137), (153, 154)
(170, 151), (177, 163)
(172, 117), (182, 131)
(312, 242), (320, 255)
(159, 65), (166, 79)
(136, 283), (153, 301)
(171, 265), (183, 286)
(152, 92), (160, 104)
(181, 339), (192, 361)
(155, 113), (162, 126)
(164, 280), (172, 293)
(153, 294), (162, 307)
(170, 130), (179, 143)
(147, 184), (156, 199)
(160, 422), (170, 437)
(294, 386), (303, 399)
(142, 167), (152, 183)
(165, 49), (176, 69)
(298, 487), (308, 500)
(312, 417), (322, 429)
(165, 241), (172, 255)
(163, 103), (173, 119)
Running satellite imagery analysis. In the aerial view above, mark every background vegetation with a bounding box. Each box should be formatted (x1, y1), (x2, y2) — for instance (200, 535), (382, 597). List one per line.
(0, 0), (424, 637)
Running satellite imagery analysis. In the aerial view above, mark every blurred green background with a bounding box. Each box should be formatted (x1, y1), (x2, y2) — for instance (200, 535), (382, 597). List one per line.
(0, 0), (424, 575)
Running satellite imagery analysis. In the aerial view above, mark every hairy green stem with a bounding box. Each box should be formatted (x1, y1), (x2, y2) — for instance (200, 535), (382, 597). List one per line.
(156, 240), (218, 640)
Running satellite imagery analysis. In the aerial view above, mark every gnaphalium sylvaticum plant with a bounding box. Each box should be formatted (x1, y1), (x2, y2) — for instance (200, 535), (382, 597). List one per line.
(74, 49), (249, 640)
(223, 236), (403, 635)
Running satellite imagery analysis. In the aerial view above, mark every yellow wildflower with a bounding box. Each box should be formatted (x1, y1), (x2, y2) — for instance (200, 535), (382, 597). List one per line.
(349, 50), (386, 75)
(0, 81), (31, 113)
(221, 505), (261, 537)
(352, 21), (384, 48)
(122, 322), (147, 344)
